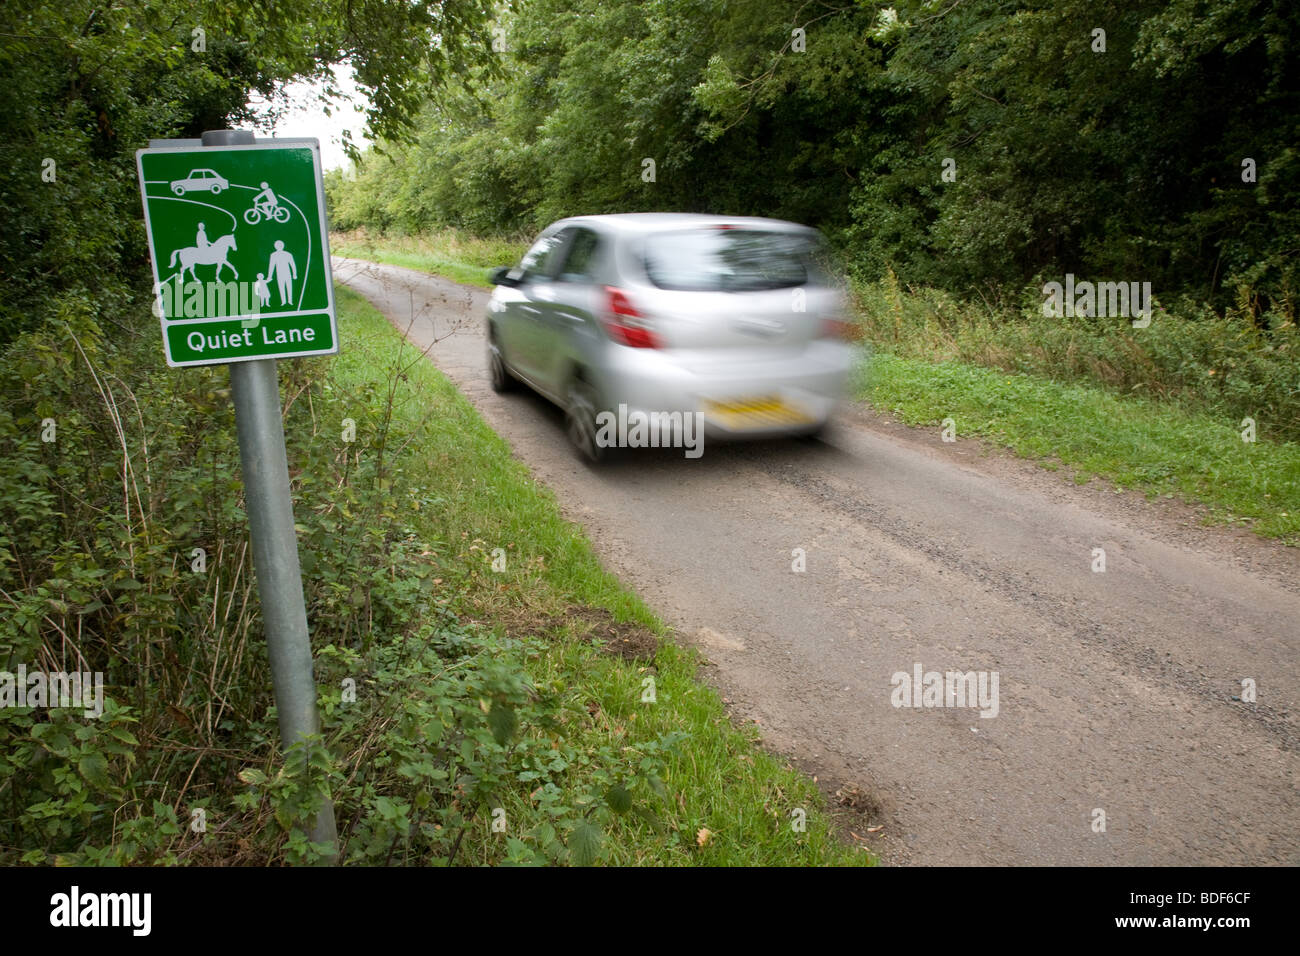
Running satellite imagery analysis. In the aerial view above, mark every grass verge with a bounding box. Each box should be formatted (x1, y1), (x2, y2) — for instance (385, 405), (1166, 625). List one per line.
(859, 352), (1300, 544)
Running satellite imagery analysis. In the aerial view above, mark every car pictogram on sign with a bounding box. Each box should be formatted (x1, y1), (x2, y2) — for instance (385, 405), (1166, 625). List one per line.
(170, 168), (229, 196)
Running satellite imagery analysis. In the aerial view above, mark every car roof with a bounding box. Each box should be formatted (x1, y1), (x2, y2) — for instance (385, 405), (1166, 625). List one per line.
(550, 213), (816, 235)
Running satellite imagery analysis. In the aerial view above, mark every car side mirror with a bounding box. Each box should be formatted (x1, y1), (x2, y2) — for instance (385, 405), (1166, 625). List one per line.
(490, 266), (524, 287)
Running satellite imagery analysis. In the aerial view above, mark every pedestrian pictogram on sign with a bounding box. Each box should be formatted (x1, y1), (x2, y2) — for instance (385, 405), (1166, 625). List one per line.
(136, 140), (339, 367)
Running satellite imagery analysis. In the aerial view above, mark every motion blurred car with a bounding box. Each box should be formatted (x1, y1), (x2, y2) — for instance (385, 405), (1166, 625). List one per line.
(486, 213), (858, 461)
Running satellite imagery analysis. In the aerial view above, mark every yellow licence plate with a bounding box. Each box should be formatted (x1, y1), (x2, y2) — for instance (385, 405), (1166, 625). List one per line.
(704, 396), (814, 430)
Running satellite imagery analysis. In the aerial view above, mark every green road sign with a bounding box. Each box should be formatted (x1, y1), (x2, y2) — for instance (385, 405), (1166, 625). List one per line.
(136, 141), (338, 367)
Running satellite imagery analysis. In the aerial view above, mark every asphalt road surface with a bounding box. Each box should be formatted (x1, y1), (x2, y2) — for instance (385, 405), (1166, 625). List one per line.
(336, 257), (1300, 866)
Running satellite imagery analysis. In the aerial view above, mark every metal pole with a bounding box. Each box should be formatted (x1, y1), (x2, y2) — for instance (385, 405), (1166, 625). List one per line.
(203, 129), (339, 862)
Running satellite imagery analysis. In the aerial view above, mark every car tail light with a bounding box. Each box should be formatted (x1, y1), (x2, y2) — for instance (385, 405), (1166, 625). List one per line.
(601, 287), (660, 348)
(820, 317), (856, 341)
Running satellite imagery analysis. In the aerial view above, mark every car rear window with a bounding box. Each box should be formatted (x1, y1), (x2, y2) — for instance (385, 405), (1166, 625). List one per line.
(639, 228), (825, 292)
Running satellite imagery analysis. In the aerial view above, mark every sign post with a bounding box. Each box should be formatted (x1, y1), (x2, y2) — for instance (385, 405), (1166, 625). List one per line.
(137, 129), (339, 861)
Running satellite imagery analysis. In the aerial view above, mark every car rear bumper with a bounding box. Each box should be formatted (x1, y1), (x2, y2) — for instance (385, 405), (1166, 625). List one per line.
(593, 340), (859, 439)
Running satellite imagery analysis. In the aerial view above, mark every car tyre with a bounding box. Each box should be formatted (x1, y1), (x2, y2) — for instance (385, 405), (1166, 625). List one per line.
(565, 380), (606, 464)
(487, 338), (514, 393)
(172, 184), (186, 196)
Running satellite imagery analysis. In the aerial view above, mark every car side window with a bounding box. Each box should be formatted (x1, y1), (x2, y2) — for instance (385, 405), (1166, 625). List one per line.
(555, 228), (600, 283)
(518, 231), (566, 280)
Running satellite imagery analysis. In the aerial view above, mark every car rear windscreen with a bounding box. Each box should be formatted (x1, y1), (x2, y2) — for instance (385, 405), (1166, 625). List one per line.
(640, 228), (826, 292)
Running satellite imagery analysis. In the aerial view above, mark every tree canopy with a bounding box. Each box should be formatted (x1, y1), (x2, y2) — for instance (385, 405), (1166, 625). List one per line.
(329, 0), (1299, 318)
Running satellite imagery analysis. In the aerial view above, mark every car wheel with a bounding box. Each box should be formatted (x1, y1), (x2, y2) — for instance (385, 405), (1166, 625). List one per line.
(565, 380), (605, 464)
(211, 183), (224, 194)
(487, 338), (513, 393)
(172, 184), (185, 196)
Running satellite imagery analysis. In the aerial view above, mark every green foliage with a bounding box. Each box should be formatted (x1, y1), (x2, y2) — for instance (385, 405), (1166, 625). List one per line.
(329, 229), (532, 286)
(311, 618), (682, 866)
(0, 295), (670, 864)
(328, 0), (880, 235)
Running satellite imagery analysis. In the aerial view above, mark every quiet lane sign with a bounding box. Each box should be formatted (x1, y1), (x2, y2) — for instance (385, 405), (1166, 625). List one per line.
(136, 140), (338, 367)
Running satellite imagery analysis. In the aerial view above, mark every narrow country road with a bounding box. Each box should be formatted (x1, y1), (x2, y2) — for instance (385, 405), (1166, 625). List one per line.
(335, 257), (1300, 866)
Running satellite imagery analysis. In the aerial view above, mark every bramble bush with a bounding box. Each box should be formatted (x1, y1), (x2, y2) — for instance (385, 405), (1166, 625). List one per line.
(0, 300), (677, 866)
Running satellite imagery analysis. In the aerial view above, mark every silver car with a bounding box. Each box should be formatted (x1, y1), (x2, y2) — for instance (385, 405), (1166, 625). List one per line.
(486, 213), (857, 461)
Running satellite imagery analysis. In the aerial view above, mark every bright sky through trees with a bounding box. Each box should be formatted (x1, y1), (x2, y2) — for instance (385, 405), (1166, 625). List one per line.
(256, 65), (373, 171)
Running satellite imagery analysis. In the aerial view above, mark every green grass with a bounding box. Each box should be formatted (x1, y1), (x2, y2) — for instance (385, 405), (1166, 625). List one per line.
(331, 230), (529, 289)
(329, 285), (872, 865)
(860, 352), (1300, 544)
